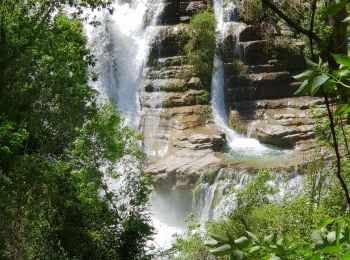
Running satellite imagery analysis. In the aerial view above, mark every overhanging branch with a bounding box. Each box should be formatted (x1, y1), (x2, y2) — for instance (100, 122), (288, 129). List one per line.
(262, 0), (322, 44)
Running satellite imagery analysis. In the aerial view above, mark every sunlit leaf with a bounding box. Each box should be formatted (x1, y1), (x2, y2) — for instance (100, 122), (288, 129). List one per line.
(341, 249), (350, 260)
(246, 231), (259, 243)
(318, 218), (335, 230)
(333, 54), (350, 68)
(311, 75), (329, 95)
(249, 246), (261, 254)
(295, 80), (310, 96)
(318, 246), (342, 254)
(210, 233), (229, 243)
(306, 57), (318, 68)
(293, 70), (315, 80)
(209, 244), (232, 256)
(234, 236), (249, 245)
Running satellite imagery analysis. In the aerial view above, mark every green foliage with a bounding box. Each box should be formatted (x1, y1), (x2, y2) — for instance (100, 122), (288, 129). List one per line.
(206, 218), (350, 259)
(202, 169), (220, 185)
(196, 92), (210, 105)
(185, 11), (216, 89)
(160, 82), (188, 92)
(0, 1), (153, 259)
(171, 216), (213, 260)
(162, 99), (174, 108)
(294, 55), (350, 123)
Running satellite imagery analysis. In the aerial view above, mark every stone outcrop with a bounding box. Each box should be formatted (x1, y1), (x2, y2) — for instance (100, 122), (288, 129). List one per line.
(224, 24), (320, 150)
(160, 0), (208, 25)
(140, 2), (321, 193)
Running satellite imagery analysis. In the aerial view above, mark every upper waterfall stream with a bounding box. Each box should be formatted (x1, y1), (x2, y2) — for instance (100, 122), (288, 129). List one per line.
(211, 0), (288, 159)
(86, 0), (163, 128)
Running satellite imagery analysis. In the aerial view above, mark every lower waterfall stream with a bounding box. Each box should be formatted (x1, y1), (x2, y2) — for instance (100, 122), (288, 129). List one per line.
(86, 0), (303, 252)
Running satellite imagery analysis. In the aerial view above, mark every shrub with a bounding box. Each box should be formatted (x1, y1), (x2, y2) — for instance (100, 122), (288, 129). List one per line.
(196, 92), (210, 105)
(185, 11), (216, 89)
(162, 99), (174, 108)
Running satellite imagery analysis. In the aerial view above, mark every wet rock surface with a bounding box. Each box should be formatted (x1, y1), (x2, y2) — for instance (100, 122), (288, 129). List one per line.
(140, 1), (321, 193)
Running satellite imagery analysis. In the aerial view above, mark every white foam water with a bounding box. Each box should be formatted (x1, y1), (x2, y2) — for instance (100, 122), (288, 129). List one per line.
(211, 0), (281, 157)
(87, 0), (163, 128)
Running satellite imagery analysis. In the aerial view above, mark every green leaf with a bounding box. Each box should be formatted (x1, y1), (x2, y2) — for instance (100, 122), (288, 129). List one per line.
(264, 233), (276, 244)
(311, 256), (321, 260)
(334, 104), (350, 116)
(341, 249), (350, 260)
(333, 54), (350, 68)
(270, 256), (281, 260)
(232, 250), (244, 260)
(246, 231), (259, 243)
(326, 2), (346, 16)
(318, 246), (342, 254)
(205, 240), (219, 248)
(293, 70), (315, 80)
(295, 80), (311, 96)
(340, 70), (350, 77)
(318, 218), (335, 230)
(342, 17), (350, 23)
(305, 57), (318, 68)
(311, 75), (329, 95)
(209, 233), (229, 243)
(209, 244), (232, 256)
(249, 246), (261, 254)
(234, 236), (249, 245)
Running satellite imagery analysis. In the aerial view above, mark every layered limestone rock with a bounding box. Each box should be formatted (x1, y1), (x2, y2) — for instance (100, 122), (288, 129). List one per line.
(224, 24), (321, 150)
(140, 1), (320, 193)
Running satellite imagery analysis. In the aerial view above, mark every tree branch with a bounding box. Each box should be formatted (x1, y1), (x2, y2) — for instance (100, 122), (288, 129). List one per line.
(323, 90), (350, 210)
(261, 0), (322, 44)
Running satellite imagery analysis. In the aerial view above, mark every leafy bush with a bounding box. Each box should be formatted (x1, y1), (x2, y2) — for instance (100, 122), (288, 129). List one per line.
(162, 99), (174, 108)
(196, 92), (210, 105)
(185, 11), (216, 89)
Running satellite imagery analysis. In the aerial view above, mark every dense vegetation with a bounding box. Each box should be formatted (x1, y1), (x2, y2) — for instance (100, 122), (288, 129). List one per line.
(185, 10), (216, 89)
(3, 0), (350, 259)
(171, 0), (350, 259)
(0, 1), (153, 259)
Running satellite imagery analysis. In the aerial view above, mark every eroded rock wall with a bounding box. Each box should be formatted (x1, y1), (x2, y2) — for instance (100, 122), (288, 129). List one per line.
(142, 1), (319, 193)
(223, 23), (323, 150)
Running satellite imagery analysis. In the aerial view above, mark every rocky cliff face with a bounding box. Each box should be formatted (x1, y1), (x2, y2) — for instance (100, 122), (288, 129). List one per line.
(140, 0), (320, 193)
(224, 25), (324, 151)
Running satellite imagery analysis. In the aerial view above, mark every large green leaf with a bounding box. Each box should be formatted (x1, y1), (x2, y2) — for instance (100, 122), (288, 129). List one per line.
(249, 246), (261, 254)
(235, 236), (249, 246)
(246, 231), (259, 243)
(232, 250), (244, 260)
(264, 233), (276, 244)
(209, 244), (232, 256)
(293, 70), (315, 80)
(205, 240), (219, 248)
(295, 80), (311, 96)
(311, 75), (329, 95)
(318, 246), (342, 254)
(305, 57), (318, 68)
(317, 218), (335, 230)
(341, 249), (350, 260)
(326, 1), (347, 16)
(333, 54), (350, 68)
(210, 233), (230, 243)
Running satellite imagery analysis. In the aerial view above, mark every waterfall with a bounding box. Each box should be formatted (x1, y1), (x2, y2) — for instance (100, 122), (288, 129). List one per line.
(193, 168), (303, 223)
(87, 0), (164, 128)
(211, 0), (280, 157)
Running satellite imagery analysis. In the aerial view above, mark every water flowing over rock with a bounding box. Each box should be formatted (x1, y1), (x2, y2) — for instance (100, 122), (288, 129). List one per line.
(87, 0), (325, 248)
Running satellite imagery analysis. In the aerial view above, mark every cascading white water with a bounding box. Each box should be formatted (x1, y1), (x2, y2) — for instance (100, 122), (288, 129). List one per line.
(87, 0), (163, 128)
(211, 0), (282, 157)
(84, 0), (183, 252)
(193, 168), (304, 223)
